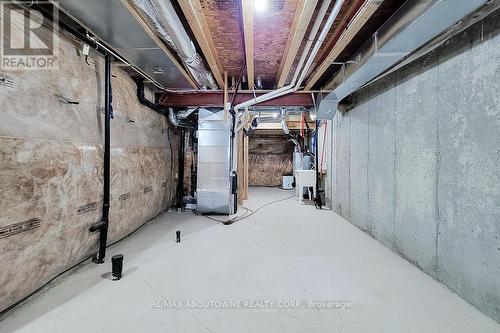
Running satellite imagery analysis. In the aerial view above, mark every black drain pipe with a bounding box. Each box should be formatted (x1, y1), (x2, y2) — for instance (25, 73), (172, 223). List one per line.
(176, 129), (186, 210)
(314, 120), (322, 209)
(89, 53), (112, 263)
(136, 79), (165, 116)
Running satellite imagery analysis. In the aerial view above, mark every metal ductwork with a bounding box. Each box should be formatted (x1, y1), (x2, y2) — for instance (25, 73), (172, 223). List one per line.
(197, 108), (235, 215)
(132, 0), (218, 90)
(243, 109), (286, 136)
(281, 119), (300, 147)
(281, 119), (290, 135)
(317, 0), (494, 119)
(168, 108), (196, 128)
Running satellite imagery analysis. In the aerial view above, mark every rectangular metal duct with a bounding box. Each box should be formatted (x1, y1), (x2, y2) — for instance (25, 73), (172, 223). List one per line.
(317, 0), (494, 119)
(53, 0), (193, 89)
(197, 109), (234, 215)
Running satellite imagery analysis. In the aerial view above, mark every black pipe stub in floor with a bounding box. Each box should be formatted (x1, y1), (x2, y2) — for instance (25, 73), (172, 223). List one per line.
(111, 254), (124, 281)
(176, 230), (181, 243)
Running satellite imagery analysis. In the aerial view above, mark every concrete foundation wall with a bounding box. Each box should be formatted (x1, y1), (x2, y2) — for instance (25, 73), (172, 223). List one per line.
(329, 12), (500, 322)
(0, 11), (179, 312)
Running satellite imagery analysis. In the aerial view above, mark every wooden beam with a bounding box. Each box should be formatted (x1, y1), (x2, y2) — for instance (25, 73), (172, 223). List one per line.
(256, 121), (315, 130)
(241, 0), (254, 90)
(121, 0), (198, 89)
(305, 0), (382, 90)
(177, 0), (225, 88)
(276, 0), (318, 88)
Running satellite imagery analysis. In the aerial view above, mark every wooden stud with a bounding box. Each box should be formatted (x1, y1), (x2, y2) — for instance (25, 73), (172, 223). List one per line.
(305, 0), (382, 90)
(120, 0), (198, 89)
(241, 0), (254, 90)
(276, 0), (318, 88)
(224, 71), (229, 121)
(237, 131), (244, 205)
(243, 134), (249, 199)
(177, 0), (225, 88)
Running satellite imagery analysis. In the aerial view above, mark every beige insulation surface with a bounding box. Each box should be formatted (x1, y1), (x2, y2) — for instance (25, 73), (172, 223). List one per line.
(0, 7), (179, 312)
(248, 135), (293, 187)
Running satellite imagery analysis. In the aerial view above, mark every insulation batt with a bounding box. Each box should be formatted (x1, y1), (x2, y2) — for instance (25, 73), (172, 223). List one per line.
(248, 135), (294, 187)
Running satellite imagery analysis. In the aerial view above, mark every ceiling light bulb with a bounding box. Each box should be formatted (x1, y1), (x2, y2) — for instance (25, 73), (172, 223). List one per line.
(254, 0), (267, 12)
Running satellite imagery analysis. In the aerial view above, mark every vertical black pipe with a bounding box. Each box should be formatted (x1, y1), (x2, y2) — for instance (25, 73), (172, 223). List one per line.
(177, 129), (185, 210)
(314, 120), (321, 208)
(100, 54), (112, 262)
(90, 54), (112, 263)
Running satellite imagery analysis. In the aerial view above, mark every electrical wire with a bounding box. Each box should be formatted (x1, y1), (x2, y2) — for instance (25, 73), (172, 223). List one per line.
(203, 206), (253, 224)
(203, 194), (296, 225)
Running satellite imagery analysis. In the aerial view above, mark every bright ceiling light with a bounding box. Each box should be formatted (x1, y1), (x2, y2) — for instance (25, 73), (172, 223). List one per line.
(254, 0), (268, 12)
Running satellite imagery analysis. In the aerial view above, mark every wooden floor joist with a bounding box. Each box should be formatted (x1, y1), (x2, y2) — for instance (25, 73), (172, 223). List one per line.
(305, 0), (382, 90)
(241, 0), (254, 90)
(177, 0), (225, 88)
(276, 0), (318, 88)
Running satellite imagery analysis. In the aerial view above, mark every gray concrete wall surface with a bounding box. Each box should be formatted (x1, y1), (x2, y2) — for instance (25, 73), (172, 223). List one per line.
(328, 11), (500, 322)
(0, 8), (180, 312)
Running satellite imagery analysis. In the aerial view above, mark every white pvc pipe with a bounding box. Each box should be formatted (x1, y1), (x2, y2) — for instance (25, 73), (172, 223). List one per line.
(233, 0), (344, 117)
(234, 0), (332, 112)
(295, 0), (344, 88)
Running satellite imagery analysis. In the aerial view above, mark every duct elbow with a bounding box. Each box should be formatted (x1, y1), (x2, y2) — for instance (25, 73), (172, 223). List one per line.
(281, 118), (299, 147)
(168, 108), (180, 127)
(281, 118), (290, 135)
(168, 108), (196, 128)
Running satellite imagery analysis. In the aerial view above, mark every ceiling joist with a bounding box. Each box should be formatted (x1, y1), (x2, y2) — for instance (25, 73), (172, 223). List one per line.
(305, 0), (382, 90)
(276, 0), (318, 88)
(177, 0), (225, 88)
(241, 0), (255, 90)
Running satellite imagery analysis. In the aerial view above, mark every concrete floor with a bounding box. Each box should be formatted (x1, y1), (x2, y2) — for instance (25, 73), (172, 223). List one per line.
(0, 187), (498, 332)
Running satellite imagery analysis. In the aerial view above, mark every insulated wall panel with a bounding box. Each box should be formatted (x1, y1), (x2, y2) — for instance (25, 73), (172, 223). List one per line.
(248, 135), (293, 187)
(0, 9), (179, 312)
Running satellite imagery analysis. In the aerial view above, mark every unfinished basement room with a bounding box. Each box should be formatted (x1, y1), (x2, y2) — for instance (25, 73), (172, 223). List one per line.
(0, 0), (499, 332)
